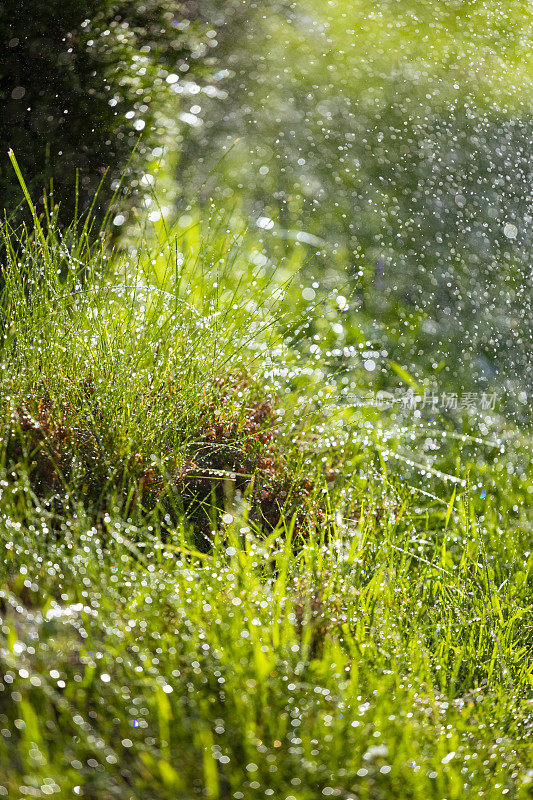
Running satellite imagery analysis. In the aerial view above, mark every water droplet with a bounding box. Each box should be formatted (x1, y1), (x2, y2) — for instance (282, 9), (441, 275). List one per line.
(503, 223), (518, 239)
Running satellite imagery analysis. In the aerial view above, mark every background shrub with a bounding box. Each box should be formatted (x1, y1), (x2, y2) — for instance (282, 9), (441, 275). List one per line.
(0, 0), (213, 221)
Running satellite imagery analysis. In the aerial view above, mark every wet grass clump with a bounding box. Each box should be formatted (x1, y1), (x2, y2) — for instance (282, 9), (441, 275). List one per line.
(0, 204), (323, 548)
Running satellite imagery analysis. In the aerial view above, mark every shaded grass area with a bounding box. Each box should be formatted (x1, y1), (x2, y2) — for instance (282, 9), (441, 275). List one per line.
(0, 192), (531, 798)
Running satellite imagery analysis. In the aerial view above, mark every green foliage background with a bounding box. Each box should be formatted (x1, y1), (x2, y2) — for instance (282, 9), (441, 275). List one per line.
(175, 0), (533, 409)
(0, 0), (215, 219)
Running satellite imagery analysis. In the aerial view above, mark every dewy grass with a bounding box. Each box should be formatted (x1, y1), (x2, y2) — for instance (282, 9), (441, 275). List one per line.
(0, 172), (323, 544)
(0, 183), (531, 798)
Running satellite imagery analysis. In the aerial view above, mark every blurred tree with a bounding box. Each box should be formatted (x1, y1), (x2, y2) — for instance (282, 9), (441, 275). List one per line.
(0, 0), (211, 221)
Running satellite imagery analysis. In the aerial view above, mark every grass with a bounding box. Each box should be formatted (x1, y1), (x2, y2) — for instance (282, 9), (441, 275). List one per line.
(0, 176), (531, 799)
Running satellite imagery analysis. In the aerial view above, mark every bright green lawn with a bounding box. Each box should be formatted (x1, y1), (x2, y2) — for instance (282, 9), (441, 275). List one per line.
(0, 173), (531, 799)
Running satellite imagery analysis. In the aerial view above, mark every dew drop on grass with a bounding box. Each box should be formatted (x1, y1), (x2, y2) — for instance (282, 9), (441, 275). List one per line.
(503, 223), (518, 239)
